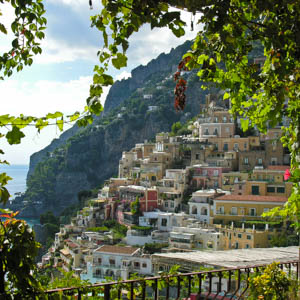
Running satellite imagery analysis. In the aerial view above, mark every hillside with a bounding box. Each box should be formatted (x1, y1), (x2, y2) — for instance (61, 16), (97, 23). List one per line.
(16, 40), (217, 217)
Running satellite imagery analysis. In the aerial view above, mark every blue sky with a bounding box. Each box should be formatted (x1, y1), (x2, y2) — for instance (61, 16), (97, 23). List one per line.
(0, 0), (199, 165)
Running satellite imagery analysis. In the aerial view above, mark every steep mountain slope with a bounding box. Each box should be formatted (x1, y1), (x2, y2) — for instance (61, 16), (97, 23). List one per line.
(19, 40), (215, 217)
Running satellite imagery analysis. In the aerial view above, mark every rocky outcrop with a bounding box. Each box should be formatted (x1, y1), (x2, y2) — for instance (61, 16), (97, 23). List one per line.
(103, 41), (192, 112)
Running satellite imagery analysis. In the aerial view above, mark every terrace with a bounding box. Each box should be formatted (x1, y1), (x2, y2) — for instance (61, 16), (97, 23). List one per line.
(40, 259), (299, 299)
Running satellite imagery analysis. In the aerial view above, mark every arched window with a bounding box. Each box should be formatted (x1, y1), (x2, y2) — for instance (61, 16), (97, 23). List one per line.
(192, 206), (197, 214)
(201, 207), (208, 215)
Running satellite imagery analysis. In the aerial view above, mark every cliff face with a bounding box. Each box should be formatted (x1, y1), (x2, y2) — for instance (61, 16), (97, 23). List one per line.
(22, 40), (211, 217)
(103, 41), (192, 113)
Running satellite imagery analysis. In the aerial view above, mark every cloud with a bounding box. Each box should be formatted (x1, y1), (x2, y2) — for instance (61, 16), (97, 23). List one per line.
(1, 2), (200, 68)
(1, 76), (92, 117)
(0, 76), (110, 164)
(115, 71), (131, 81)
(125, 10), (202, 67)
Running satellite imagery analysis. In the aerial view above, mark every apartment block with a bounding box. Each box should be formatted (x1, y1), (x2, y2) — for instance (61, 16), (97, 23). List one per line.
(90, 245), (151, 280)
(188, 190), (226, 224)
(213, 194), (287, 224)
(169, 226), (223, 251)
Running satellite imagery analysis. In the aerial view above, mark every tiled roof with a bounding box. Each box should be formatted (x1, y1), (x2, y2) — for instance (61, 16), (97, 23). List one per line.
(267, 165), (290, 171)
(95, 245), (139, 255)
(65, 239), (79, 249)
(60, 248), (71, 257)
(215, 194), (287, 203)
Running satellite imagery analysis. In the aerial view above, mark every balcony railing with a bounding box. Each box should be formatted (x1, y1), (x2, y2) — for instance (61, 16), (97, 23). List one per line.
(38, 260), (299, 299)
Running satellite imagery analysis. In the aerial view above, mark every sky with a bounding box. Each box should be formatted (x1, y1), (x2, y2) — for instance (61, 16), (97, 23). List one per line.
(0, 0), (200, 165)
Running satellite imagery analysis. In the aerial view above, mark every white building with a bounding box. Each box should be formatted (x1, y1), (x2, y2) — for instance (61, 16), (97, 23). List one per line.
(90, 245), (152, 280)
(169, 226), (223, 251)
(188, 190), (222, 223)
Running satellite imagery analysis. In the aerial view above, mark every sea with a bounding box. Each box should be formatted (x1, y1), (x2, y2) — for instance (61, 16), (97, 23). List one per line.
(0, 164), (40, 227)
(0, 164), (28, 197)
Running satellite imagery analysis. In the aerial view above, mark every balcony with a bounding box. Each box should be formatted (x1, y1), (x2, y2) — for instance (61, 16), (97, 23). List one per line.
(41, 260), (299, 299)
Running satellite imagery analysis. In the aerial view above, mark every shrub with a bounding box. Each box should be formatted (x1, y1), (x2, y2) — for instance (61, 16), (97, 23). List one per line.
(248, 262), (298, 300)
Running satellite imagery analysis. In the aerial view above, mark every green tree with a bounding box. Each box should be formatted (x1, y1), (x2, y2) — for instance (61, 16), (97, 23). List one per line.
(171, 121), (182, 135)
(0, 212), (42, 298)
(130, 196), (141, 224)
(87, 0), (300, 226)
(40, 211), (59, 226)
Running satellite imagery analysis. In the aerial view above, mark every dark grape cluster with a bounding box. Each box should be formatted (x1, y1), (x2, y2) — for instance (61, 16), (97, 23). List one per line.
(174, 57), (190, 111)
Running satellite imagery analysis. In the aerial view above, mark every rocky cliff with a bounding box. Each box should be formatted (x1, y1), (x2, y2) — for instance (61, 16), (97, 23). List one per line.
(20, 40), (213, 217)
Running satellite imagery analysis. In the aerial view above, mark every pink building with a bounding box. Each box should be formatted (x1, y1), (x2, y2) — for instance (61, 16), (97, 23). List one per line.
(191, 166), (230, 189)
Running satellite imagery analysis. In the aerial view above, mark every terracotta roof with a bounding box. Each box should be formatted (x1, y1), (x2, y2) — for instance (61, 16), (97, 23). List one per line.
(95, 245), (139, 255)
(60, 248), (71, 257)
(65, 239), (79, 249)
(267, 165), (290, 171)
(215, 194), (287, 203)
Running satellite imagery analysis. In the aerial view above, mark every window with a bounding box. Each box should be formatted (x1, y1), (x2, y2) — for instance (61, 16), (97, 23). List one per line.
(214, 128), (218, 135)
(271, 157), (277, 165)
(251, 185), (259, 195)
(244, 157), (249, 165)
(264, 208), (270, 213)
(238, 234), (242, 238)
(161, 218), (167, 227)
(245, 244), (250, 249)
(215, 143), (219, 150)
(109, 259), (115, 266)
(218, 206), (224, 214)
(201, 207), (208, 215)
(96, 269), (101, 275)
(258, 158), (263, 165)
(225, 127), (230, 133)
(231, 207), (237, 215)
(204, 128), (209, 135)
(164, 202), (168, 208)
(223, 143), (228, 151)
(142, 263), (147, 268)
(234, 143), (238, 150)
(267, 186), (275, 193)
(203, 169), (208, 175)
(223, 116), (227, 122)
(134, 262), (140, 269)
(249, 208), (256, 216)
(277, 187), (285, 193)
(195, 154), (200, 160)
(170, 201), (174, 208)
(213, 170), (219, 176)
(247, 235), (252, 240)
(98, 258), (102, 264)
(244, 142), (247, 149)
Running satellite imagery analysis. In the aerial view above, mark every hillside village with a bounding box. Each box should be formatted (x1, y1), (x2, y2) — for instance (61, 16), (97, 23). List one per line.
(40, 93), (293, 284)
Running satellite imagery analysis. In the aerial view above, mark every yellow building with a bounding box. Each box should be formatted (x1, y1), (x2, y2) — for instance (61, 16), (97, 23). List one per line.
(246, 166), (292, 198)
(221, 172), (249, 191)
(212, 194), (287, 224)
(216, 225), (277, 250)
